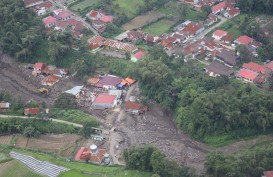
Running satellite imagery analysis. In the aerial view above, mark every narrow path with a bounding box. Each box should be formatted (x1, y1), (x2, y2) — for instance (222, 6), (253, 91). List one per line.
(48, 0), (99, 35)
(0, 114), (83, 127)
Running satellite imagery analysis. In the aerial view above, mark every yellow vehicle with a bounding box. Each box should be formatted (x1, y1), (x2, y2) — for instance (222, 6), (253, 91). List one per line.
(38, 88), (49, 94)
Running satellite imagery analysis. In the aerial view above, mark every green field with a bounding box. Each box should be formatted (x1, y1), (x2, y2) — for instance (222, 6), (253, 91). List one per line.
(143, 19), (176, 35)
(70, 0), (99, 12)
(13, 149), (151, 177)
(113, 0), (144, 18)
(0, 160), (44, 177)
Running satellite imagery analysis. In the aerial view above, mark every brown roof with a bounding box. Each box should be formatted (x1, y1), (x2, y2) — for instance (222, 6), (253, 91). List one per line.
(216, 49), (237, 66)
(87, 75), (100, 85)
(124, 101), (141, 110)
(206, 61), (234, 76)
(24, 108), (40, 115)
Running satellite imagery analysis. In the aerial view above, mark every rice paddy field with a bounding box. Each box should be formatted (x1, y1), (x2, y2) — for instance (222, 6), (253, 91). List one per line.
(143, 19), (176, 35)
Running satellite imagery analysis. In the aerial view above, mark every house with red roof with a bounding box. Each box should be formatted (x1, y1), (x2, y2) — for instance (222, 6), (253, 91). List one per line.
(212, 30), (227, 40)
(211, 2), (226, 14)
(124, 101), (147, 114)
(92, 94), (117, 109)
(0, 102), (10, 111)
(33, 62), (46, 73)
(224, 7), (240, 18)
(234, 35), (254, 45)
(242, 62), (268, 75)
(265, 61), (273, 71)
(236, 69), (260, 83)
(182, 22), (205, 36)
(126, 31), (145, 42)
(95, 74), (123, 90)
(75, 144), (109, 164)
(221, 34), (234, 43)
(144, 35), (161, 45)
(205, 13), (218, 26)
(24, 108), (40, 116)
(100, 15), (113, 23)
(42, 16), (57, 28)
(87, 10), (104, 21)
(160, 36), (175, 50)
(42, 75), (60, 86)
(263, 171), (273, 177)
(92, 20), (106, 32)
(55, 11), (73, 21)
(24, 0), (43, 8)
(131, 50), (145, 62)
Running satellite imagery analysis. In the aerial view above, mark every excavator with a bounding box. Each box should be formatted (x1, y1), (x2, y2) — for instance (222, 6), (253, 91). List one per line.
(37, 88), (49, 94)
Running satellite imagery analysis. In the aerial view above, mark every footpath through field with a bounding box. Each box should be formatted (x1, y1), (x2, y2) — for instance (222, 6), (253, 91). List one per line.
(0, 114), (83, 128)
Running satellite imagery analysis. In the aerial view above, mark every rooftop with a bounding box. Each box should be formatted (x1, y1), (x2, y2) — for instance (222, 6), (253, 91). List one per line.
(64, 86), (84, 96)
(94, 94), (116, 104)
(237, 69), (259, 81)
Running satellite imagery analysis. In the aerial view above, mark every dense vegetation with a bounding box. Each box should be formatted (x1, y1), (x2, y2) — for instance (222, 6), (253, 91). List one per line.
(205, 143), (273, 177)
(0, 0), (44, 62)
(236, 0), (273, 14)
(123, 146), (195, 177)
(0, 118), (80, 136)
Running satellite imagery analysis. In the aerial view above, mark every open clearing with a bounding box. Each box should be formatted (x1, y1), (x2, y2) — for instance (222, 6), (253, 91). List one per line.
(122, 10), (164, 30)
(69, 0), (98, 12)
(114, 0), (144, 18)
(143, 18), (176, 35)
(0, 135), (12, 145)
(0, 160), (44, 177)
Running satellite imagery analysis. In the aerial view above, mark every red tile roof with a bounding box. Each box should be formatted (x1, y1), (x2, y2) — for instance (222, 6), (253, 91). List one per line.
(213, 30), (227, 38)
(265, 61), (273, 71)
(242, 62), (267, 74)
(89, 10), (99, 18)
(182, 22), (204, 35)
(42, 16), (57, 26)
(57, 11), (72, 19)
(226, 8), (240, 17)
(133, 50), (145, 60)
(235, 35), (254, 45)
(96, 75), (123, 87)
(211, 2), (226, 13)
(33, 62), (45, 70)
(221, 34), (234, 41)
(24, 108), (40, 115)
(94, 94), (116, 104)
(237, 69), (259, 81)
(75, 147), (106, 163)
(125, 77), (136, 84)
(264, 171), (273, 177)
(160, 37), (175, 49)
(88, 35), (106, 45)
(124, 101), (141, 110)
(104, 39), (138, 52)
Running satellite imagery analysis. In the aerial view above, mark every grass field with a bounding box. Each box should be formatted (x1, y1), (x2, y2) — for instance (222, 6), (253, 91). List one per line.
(70, 0), (98, 12)
(13, 149), (151, 177)
(143, 19), (176, 35)
(113, 0), (144, 18)
(0, 160), (44, 177)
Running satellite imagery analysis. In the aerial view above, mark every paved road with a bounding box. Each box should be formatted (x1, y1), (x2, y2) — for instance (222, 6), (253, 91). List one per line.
(0, 114), (83, 127)
(48, 0), (99, 35)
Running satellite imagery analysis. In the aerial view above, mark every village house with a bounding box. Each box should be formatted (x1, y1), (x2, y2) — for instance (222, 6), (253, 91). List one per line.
(211, 2), (226, 14)
(144, 35), (161, 45)
(236, 69), (260, 83)
(160, 36), (175, 50)
(87, 10), (104, 21)
(92, 94), (118, 109)
(205, 61), (234, 77)
(33, 1), (52, 16)
(95, 74), (123, 90)
(117, 77), (137, 88)
(124, 101), (147, 114)
(87, 75), (100, 86)
(131, 50), (145, 62)
(126, 31), (145, 42)
(0, 102), (10, 112)
(234, 35), (254, 45)
(265, 61), (273, 72)
(33, 62), (46, 74)
(182, 42), (204, 59)
(53, 9), (73, 21)
(100, 15), (113, 23)
(108, 90), (122, 99)
(114, 31), (130, 42)
(205, 13), (218, 26)
(221, 34), (234, 44)
(42, 75), (60, 86)
(64, 86), (84, 98)
(42, 16), (57, 28)
(212, 30), (227, 40)
(87, 35), (106, 52)
(182, 22), (205, 37)
(24, 108), (40, 116)
(24, 0), (43, 8)
(171, 31), (191, 44)
(224, 7), (240, 18)
(92, 20), (106, 32)
(242, 62), (270, 75)
(215, 49), (238, 67)
(103, 39), (138, 53)
(75, 144), (110, 165)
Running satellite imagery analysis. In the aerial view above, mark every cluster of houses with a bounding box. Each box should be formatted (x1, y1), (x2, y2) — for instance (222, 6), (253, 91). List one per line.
(184, 0), (240, 19)
(0, 102), (42, 116)
(31, 62), (68, 86)
(86, 10), (114, 32)
(24, 0), (87, 39)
